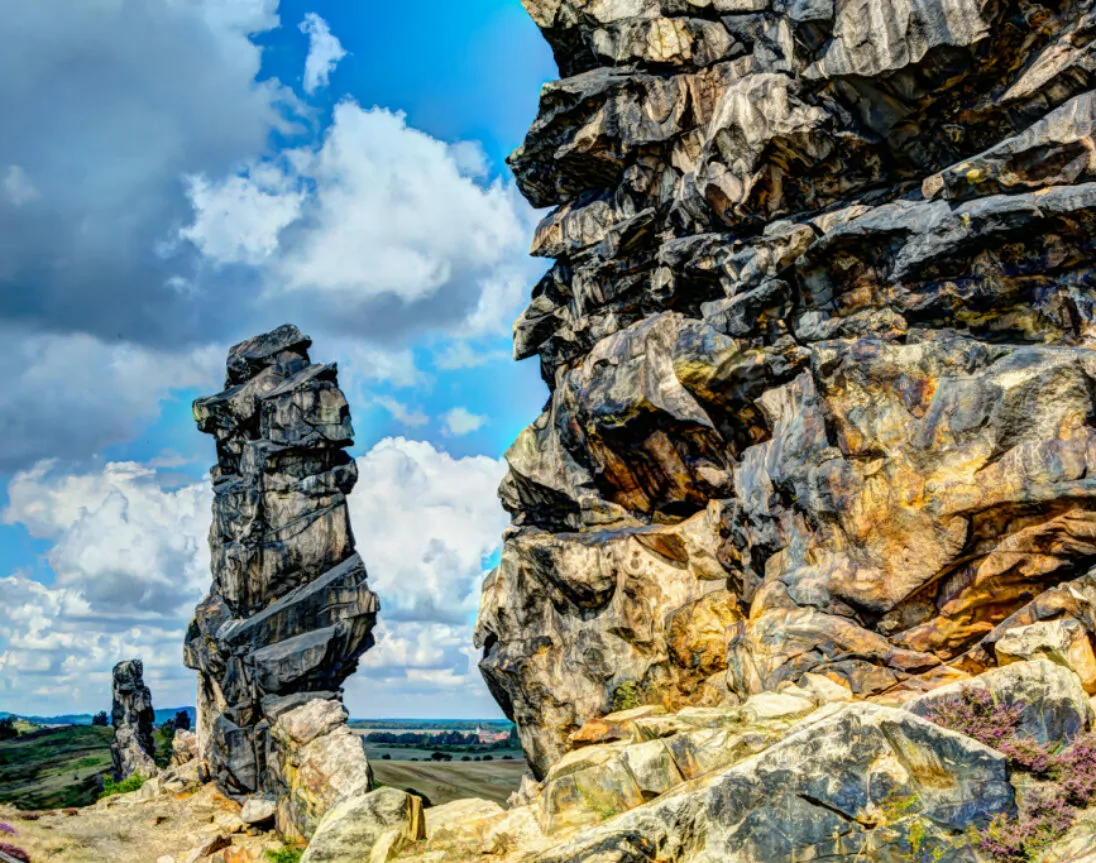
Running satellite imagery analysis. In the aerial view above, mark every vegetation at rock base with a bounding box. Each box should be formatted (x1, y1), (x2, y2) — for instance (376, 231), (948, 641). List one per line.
(98, 773), (145, 800)
(0, 840), (31, 862)
(925, 689), (1096, 860)
(610, 682), (642, 713)
(0, 725), (113, 810)
(264, 846), (304, 863)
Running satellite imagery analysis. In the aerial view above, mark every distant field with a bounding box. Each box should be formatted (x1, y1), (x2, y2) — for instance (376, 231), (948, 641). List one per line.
(361, 739), (525, 762)
(0, 725), (114, 809)
(0, 723), (525, 812)
(372, 759), (527, 807)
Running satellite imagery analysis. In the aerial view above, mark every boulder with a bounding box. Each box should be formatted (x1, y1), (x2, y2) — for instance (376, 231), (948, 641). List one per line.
(907, 660), (1094, 748)
(171, 730), (199, 767)
(532, 703), (1015, 863)
(300, 788), (425, 863)
(996, 619), (1096, 695)
(241, 798), (277, 827)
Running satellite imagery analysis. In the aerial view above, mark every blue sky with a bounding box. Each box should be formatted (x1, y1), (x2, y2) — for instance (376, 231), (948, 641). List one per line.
(0, 0), (556, 719)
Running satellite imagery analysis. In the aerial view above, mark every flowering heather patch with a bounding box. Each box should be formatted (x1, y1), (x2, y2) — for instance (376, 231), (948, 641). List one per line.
(924, 688), (1026, 749)
(0, 824), (13, 837)
(1055, 732), (1096, 806)
(0, 841), (30, 862)
(978, 789), (1077, 862)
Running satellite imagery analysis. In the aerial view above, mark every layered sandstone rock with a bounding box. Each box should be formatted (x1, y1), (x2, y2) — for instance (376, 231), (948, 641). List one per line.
(476, 0), (1096, 777)
(184, 324), (379, 840)
(110, 659), (157, 781)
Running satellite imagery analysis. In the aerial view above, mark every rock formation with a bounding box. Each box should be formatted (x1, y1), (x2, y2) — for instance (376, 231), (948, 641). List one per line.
(110, 659), (157, 781)
(184, 324), (379, 840)
(475, 0), (1096, 779)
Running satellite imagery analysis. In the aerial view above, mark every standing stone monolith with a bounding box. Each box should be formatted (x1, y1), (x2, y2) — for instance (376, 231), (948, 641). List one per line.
(184, 324), (379, 841)
(110, 659), (157, 781)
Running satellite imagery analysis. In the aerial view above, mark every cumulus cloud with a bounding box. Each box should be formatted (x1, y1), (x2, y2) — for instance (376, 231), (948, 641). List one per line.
(442, 407), (489, 437)
(0, 0), (294, 348)
(300, 13), (347, 94)
(350, 438), (507, 623)
(3, 166), (39, 206)
(0, 327), (222, 471)
(179, 102), (536, 342)
(0, 438), (507, 716)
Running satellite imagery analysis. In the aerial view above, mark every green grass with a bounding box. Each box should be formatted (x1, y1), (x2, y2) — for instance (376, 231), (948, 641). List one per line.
(0, 725), (114, 810)
(98, 773), (145, 799)
(265, 847), (304, 863)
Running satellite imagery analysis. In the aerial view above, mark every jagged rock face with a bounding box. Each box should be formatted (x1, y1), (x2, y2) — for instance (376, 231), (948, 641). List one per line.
(110, 659), (157, 781)
(184, 325), (379, 839)
(477, 0), (1096, 777)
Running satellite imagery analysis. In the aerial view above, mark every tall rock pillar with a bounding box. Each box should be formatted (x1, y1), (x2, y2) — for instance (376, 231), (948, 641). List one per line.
(110, 658), (157, 781)
(184, 324), (379, 840)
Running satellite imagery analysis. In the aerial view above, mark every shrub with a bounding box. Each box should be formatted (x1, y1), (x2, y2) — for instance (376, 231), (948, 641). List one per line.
(0, 718), (18, 741)
(98, 773), (146, 799)
(0, 841), (30, 862)
(924, 688), (1096, 862)
(0, 824), (14, 837)
(1055, 732), (1096, 806)
(265, 846), (304, 863)
(611, 681), (642, 713)
(91, 711), (109, 727)
(978, 789), (1076, 862)
(924, 688), (1025, 749)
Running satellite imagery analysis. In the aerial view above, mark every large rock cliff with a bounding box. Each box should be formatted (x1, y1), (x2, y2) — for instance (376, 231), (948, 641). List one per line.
(475, 0), (1096, 778)
(184, 324), (379, 840)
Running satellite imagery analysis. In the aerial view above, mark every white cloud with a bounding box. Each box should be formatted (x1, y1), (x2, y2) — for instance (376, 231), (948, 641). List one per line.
(433, 341), (510, 370)
(0, 438), (508, 717)
(442, 407), (489, 437)
(0, 327), (222, 470)
(372, 396), (429, 428)
(350, 438), (507, 623)
(299, 13), (347, 94)
(3, 165), (39, 206)
(179, 102), (533, 334)
(180, 167), (305, 265)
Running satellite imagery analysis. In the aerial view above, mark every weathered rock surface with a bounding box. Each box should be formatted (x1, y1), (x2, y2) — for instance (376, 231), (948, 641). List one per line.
(172, 729), (199, 767)
(184, 325), (379, 840)
(386, 697), (1021, 863)
(110, 659), (157, 781)
(300, 787), (425, 863)
(476, 0), (1096, 777)
(907, 659), (1095, 747)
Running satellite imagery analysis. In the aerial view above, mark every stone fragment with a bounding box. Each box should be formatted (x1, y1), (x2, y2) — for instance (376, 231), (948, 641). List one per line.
(240, 798), (276, 827)
(300, 788), (425, 863)
(172, 730), (199, 766)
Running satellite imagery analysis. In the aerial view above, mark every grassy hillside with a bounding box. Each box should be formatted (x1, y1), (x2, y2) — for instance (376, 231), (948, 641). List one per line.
(372, 759), (526, 807)
(0, 725), (114, 810)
